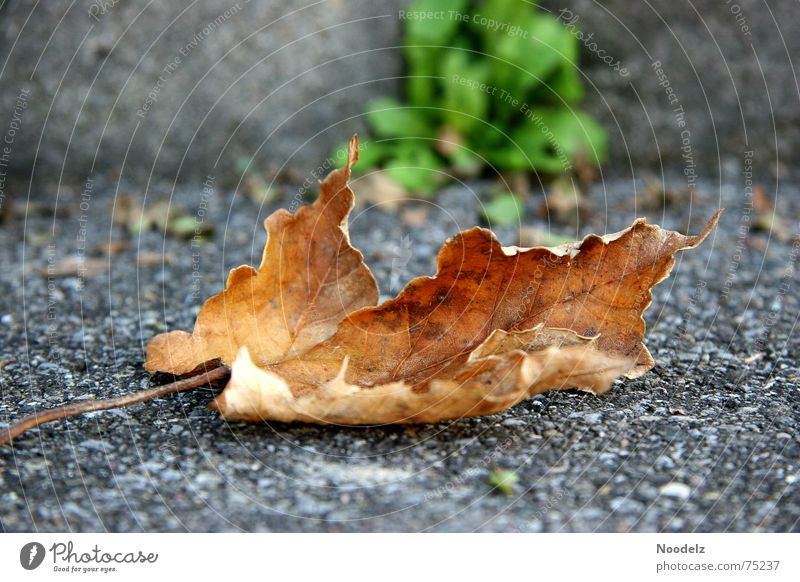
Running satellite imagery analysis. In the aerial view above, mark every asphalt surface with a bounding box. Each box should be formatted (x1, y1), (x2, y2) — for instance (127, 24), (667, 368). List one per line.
(0, 168), (798, 532)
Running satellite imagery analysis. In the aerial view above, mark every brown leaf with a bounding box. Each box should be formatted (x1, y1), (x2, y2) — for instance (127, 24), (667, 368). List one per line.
(214, 326), (633, 424)
(145, 135), (378, 375)
(146, 135), (720, 425)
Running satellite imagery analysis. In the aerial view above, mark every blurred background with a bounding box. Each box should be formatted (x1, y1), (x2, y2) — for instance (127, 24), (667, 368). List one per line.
(1, 0), (797, 186)
(0, 0), (798, 533)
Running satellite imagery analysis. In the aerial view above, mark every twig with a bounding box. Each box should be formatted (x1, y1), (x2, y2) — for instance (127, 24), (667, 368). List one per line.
(0, 365), (230, 446)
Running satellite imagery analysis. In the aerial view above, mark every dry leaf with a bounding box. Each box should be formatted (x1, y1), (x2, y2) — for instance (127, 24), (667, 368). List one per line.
(540, 176), (588, 224)
(45, 256), (109, 278)
(145, 135), (378, 376)
(751, 184), (794, 242)
(240, 173), (279, 205)
(352, 171), (408, 211)
(639, 177), (686, 211)
(114, 194), (214, 240)
(146, 135), (720, 425)
(96, 240), (130, 256)
(400, 207), (429, 227)
(435, 126), (464, 159)
(137, 252), (175, 266)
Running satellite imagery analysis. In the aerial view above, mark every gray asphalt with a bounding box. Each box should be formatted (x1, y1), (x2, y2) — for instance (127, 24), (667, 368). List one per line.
(0, 168), (798, 532)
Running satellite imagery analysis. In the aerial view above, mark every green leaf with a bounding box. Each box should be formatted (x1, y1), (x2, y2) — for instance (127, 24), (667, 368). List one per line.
(235, 157), (255, 175)
(543, 66), (584, 104)
(449, 146), (484, 176)
(383, 142), (445, 195)
(488, 125), (566, 174)
(404, 0), (469, 44)
(169, 215), (214, 241)
(358, 0), (603, 181)
(537, 108), (608, 167)
(487, 468), (520, 496)
(488, 107), (607, 173)
(439, 49), (491, 134)
(480, 10), (576, 101)
(471, 0), (532, 40)
(366, 98), (433, 138)
(405, 46), (440, 107)
(482, 193), (523, 225)
(524, 14), (574, 81)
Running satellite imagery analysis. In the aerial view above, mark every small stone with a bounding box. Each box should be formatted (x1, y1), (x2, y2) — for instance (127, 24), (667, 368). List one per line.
(79, 439), (112, 452)
(660, 482), (691, 500)
(437, 185), (479, 229)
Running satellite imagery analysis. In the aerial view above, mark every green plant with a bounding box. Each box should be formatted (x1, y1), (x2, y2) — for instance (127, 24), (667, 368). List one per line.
(488, 468), (520, 496)
(336, 0), (607, 201)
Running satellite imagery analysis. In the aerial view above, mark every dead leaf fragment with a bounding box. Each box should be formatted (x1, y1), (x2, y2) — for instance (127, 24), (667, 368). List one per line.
(44, 256), (109, 278)
(96, 240), (130, 256)
(750, 184), (795, 243)
(146, 134), (720, 425)
(540, 176), (588, 224)
(137, 252), (175, 266)
(352, 171), (407, 211)
(400, 207), (429, 227)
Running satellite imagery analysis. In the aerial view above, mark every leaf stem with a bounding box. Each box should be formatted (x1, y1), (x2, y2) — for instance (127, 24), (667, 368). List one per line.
(0, 365), (230, 446)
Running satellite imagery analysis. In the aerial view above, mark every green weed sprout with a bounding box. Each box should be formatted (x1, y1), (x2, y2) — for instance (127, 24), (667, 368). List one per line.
(335, 0), (607, 208)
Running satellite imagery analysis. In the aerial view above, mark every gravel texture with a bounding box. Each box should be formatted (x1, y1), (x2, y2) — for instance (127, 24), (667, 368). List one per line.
(0, 167), (798, 532)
